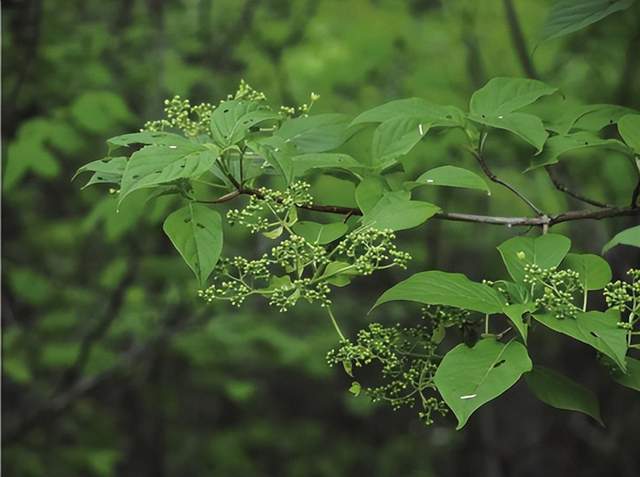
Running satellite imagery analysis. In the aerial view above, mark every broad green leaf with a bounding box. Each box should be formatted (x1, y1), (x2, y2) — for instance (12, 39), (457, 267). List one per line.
(469, 77), (557, 151)
(210, 100), (265, 147)
(495, 280), (530, 305)
(323, 261), (357, 287)
(292, 221), (349, 244)
(119, 144), (217, 205)
(602, 225), (640, 253)
(563, 253), (612, 290)
(162, 203), (223, 285)
(412, 166), (490, 194)
(73, 156), (127, 188)
(355, 176), (388, 214)
(549, 104), (637, 135)
(351, 98), (465, 127)
(525, 366), (603, 424)
(613, 357), (640, 392)
(498, 233), (571, 283)
(371, 117), (428, 168)
(572, 105), (637, 132)
(276, 113), (352, 153)
(470, 77), (558, 117)
(106, 131), (190, 151)
(361, 192), (439, 231)
(503, 303), (536, 343)
(470, 112), (549, 151)
(434, 339), (532, 429)
(618, 114), (640, 154)
(539, 0), (634, 42)
(528, 132), (628, 170)
(291, 153), (362, 176)
(533, 311), (627, 371)
(373, 270), (505, 314)
(247, 136), (295, 184)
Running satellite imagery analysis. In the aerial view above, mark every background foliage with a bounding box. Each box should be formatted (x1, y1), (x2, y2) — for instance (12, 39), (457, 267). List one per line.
(3, 1), (640, 476)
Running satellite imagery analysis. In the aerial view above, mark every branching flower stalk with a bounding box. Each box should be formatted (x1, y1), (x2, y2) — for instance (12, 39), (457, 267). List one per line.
(605, 269), (640, 347)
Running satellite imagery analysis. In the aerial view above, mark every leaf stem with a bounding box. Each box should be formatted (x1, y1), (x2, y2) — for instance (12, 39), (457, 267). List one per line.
(326, 306), (346, 341)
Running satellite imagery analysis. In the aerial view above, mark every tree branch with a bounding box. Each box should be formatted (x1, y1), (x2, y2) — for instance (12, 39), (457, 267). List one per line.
(3, 307), (204, 445)
(200, 186), (640, 228)
(545, 166), (611, 208)
(502, 0), (538, 79)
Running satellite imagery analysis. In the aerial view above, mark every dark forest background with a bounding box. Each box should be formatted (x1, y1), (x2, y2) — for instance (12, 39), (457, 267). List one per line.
(2, 1), (640, 476)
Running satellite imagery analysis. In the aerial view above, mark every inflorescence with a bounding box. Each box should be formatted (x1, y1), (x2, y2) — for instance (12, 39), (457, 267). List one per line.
(523, 264), (582, 319)
(198, 182), (411, 312)
(326, 306), (467, 426)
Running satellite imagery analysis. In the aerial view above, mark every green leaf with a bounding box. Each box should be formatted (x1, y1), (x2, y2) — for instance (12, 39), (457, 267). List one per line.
(563, 253), (612, 290)
(525, 366), (603, 425)
(210, 100), (266, 147)
(162, 203), (223, 285)
(434, 339), (532, 430)
(291, 153), (362, 176)
(371, 117), (428, 168)
(412, 166), (490, 194)
(571, 104), (637, 132)
(292, 221), (349, 244)
(498, 233), (571, 283)
(373, 270), (506, 314)
(602, 225), (640, 253)
(106, 131), (190, 151)
(618, 114), (640, 154)
(248, 136), (295, 184)
(613, 357), (640, 392)
(119, 144), (217, 205)
(470, 77), (558, 117)
(349, 381), (362, 397)
(503, 303), (536, 343)
(323, 261), (358, 287)
(539, 0), (634, 43)
(528, 132), (628, 170)
(73, 156), (127, 188)
(533, 311), (627, 372)
(468, 77), (557, 151)
(361, 192), (439, 231)
(470, 112), (549, 151)
(355, 176), (388, 214)
(351, 98), (465, 127)
(276, 113), (352, 153)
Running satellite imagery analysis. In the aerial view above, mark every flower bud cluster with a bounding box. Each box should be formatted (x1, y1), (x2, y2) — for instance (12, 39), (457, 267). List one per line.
(144, 95), (214, 137)
(326, 322), (447, 425)
(421, 305), (471, 330)
(268, 279), (332, 312)
(227, 182), (313, 234)
(524, 264), (581, 319)
(335, 228), (412, 275)
(604, 269), (640, 312)
(271, 235), (329, 272)
(232, 79), (267, 102)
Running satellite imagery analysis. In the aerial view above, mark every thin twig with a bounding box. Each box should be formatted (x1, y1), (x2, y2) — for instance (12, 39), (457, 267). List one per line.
(470, 149), (544, 215)
(545, 166), (611, 208)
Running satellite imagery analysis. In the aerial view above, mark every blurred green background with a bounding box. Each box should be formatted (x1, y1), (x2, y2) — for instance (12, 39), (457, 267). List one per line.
(2, 1), (640, 476)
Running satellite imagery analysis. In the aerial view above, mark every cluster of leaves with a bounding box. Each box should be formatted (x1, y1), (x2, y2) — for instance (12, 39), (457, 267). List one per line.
(372, 233), (640, 428)
(75, 77), (640, 430)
